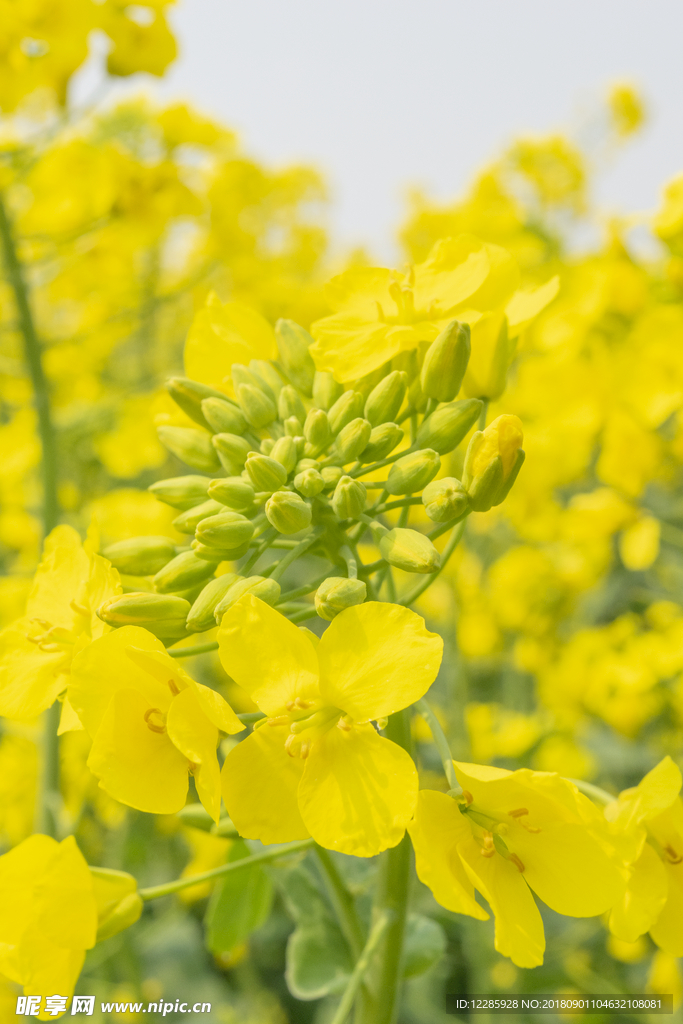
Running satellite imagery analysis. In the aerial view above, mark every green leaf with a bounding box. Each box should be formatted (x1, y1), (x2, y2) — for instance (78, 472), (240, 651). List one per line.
(402, 913), (447, 978)
(204, 839), (273, 954)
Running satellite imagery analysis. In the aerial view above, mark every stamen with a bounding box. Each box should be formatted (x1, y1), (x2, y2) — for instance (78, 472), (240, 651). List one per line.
(480, 832), (495, 858)
(461, 790), (473, 806)
(70, 598), (90, 616)
(188, 762), (199, 773)
(337, 715), (352, 732)
(508, 808), (540, 832)
(294, 698), (311, 709)
(144, 707), (166, 734)
(39, 642), (61, 652)
(508, 853), (525, 873)
(267, 715), (289, 727)
(25, 633), (42, 645)
(664, 845), (682, 864)
(375, 300), (386, 322)
(168, 678), (180, 696)
(509, 808), (529, 818)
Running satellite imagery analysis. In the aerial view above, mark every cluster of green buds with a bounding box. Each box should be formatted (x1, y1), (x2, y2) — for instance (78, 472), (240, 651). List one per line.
(97, 318), (525, 643)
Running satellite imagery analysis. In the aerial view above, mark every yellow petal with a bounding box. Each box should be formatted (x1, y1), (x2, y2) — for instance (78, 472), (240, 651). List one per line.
(185, 295), (277, 388)
(407, 791), (488, 920)
(317, 602), (442, 722)
(505, 276), (560, 336)
(610, 842), (668, 942)
(167, 687), (221, 823)
(453, 761), (592, 826)
(58, 692), (84, 735)
(19, 928), (85, 1011)
(323, 266), (398, 316)
(310, 315), (414, 382)
(88, 687), (189, 814)
(413, 236), (491, 314)
(608, 756), (682, 832)
(218, 595), (320, 715)
(298, 723), (417, 857)
(34, 835), (97, 950)
(0, 621), (67, 720)
(458, 834), (545, 968)
(650, 861), (683, 956)
(0, 834), (56, 946)
(25, 525), (90, 628)
(221, 725), (309, 844)
(191, 680), (244, 735)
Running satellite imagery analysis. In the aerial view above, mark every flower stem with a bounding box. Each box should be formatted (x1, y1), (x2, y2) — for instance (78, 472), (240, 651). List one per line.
(329, 912), (391, 1024)
(167, 640), (219, 659)
(400, 519), (466, 606)
(314, 845), (366, 959)
(478, 398), (489, 430)
(269, 528), (322, 583)
(414, 698), (459, 793)
(36, 700), (62, 837)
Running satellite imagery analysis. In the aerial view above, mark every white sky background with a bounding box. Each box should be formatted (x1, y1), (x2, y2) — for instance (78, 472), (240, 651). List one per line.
(74, 0), (683, 261)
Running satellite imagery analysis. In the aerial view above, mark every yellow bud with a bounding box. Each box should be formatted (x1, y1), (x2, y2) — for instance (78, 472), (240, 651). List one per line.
(462, 414), (525, 512)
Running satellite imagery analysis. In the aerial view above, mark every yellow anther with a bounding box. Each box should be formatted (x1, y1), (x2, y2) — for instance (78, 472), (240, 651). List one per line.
(337, 716), (352, 732)
(508, 853), (525, 873)
(267, 715), (289, 727)
(167, 678), (180, 696)
(509, 808), (529, 818)
(461, 790), (474, 806)
(664, 845), (682, 865)
(509, 808), (540, 832)
(144, 707), (166, 734)
(294, 698), (311, 709)
(480, 832), (495, 858)
(375, 300), (386, 322)
(25, 633), (42, 645)
(69, 598), (90, 617)
(39, 642), (61, 652)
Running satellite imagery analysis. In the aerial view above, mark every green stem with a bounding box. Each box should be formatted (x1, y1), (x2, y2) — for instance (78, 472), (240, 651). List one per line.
(339, 545), (358, 579)
(329, 912), (391, 1024)
(314, 845), (366, 959)
(400, 520), (466, 607)
(168, 640), (219, 659)
(36, 700), (62, 837)
(478, 398), (489, 431)
(278, 572), (330, 603)
(414, 698), (459, 793)
(138, 839), (315, 901)
(350, 446), (416, 480)
(371, 497), (422, 516)
(269, 528), (321, 583)
(241, 528), (277, 574)
(428, 509), (469, 541)
(288, 607), (319, 624)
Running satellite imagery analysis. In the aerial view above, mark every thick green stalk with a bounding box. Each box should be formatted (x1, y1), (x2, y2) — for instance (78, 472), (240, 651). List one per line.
(168, 640), (219, 659)
(478, 398), (489, 430)
(36, 701), (62, 836)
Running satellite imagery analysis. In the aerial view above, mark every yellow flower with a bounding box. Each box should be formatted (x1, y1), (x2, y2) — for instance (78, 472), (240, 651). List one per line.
(184, 292), (278, 391)
(0, 525), (121, 722)
(69, 626), (244, 820)
(608, 83), (646, 139)
(606, 756), (683, 956)
(409, 763), (624, 968)
(218, 596), (442, 856)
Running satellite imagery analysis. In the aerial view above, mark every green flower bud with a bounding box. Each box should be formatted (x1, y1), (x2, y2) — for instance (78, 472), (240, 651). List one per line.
(154, 550), (217, 593)
(98, 592), (191, 639)
(237, 382), (277, 428)
(192, 539), (251, 562)
(378, 528), (441, 574)
(335, 417), (372, 463)
(157, 426), (221, 474)
(214, 575), (282, 622)
(196, 511), (255, 549)
(260, 438), (275, 456)
(352, 364), (388, 399)
(166, 377), (230, 429)
(277, 384), (307, 424)
(102, 536), (177, 575)
(313, 370), (343, 411)
(265, 491), (312, 535)
(284, 416), (303, 437)
(296, 458), (319, 472)
(304, 408), (332, 451)
(462, 414), (525, 512)
(294, 467), (325, 497)
(96, 891), (143, 942)
(212, 432), (254, 474)
(422, 477), (469, 523)
(149, 474), (211, 511)
(328, 390), (364, 435)
(407, 374), (428, 414)
(275, 319), (316, 395)
(270, 435), (298, 475)
(321, 465), (343, 490)
(360, 422), (404, 463)
(173, 499), (226, 534)
(416, 398), (483, 455)
(201, 396), (247, 435)
(386, 448), (440, 495)
(250, 359), (285, 397)
(186, 572), (239, 631)
(315, 576), (367, 620)
(245, 453), (288, 492)
(90, 868), (142, 942)
(420, 320), (471, 402)
(364, 370), (407, 427)
(231, 363), (276, 403)
(207, 476), (255, 510)
(332, 476), (366, 518)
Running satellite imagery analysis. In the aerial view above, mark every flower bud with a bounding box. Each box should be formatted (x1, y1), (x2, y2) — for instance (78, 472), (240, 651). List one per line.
(192, 538), (251, 562)
(201, 396), (247, 435)
(231, 363), (276, 403)
(149, 475), (212, 510)
(207, 476), (255, 510)
(250, 359), (285, 397)
(284, 415), (303, 437)
(294, 467), (325, 497)
(265, 491), (312, 534)
(332, 476), (366, 518)
(186, 573), (239, 632)
(173, 499), (225, 534)
(313, 370), (343, 411)
(420, 320), (471, 402)
(336, 417), (372, 462)
(422, 477), (470, 523)
(462, 413), (525, 512)
(245, 453), (288, 492)
(328, 390), (364, 434)
(386, 448), (440, 495)
(352, 364), (387, 399)
(97, 891), (143, 941)
(154, 550), (217, 593)
(407, 374), (428, 414)
(157, 426), (221, 474)
(277, 384), (307, 424)
(260, 438), (275, 456)
(321, 465), (343, 490)
(304, 408), (332, 451)
(296, 458), (319, 473)
(360, 422), (404, 463)
(416, 398), (483, 455)
(270, 436), (298, 475)
(463, 312), (511, 401)
(315, 576), (367, 620)
(237, 382), (277, 428)
(166, 377), (230, 430)
(102, 536), (177, 575)
(364, 370), (407, 426)
(379, 528), (441, 574)
(196, 511), (255, 549)
(276, 319), (316, 395)
(214, 576), (282, 622)
(212, 432), (254, 474)
(90, 867), (142, 942)
(98, 592), (191, 639)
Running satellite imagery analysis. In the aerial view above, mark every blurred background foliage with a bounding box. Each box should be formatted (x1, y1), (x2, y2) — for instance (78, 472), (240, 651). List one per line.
(0, 3), (682, 1020)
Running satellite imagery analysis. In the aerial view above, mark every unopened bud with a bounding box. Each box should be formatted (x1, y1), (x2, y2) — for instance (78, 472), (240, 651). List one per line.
(157, 426), (221, 474)
(352, 364), (387, 400)
(214, 576), (282, 622)
(313, 370), (343, 410)
(166, 377), (230, 430)
(463, 312), (511, 401)
(237, 382), (277, 428)
(245, 453), (288, 492)
(462, 414), (525, 512)
(265, 491), (312, 534)
(360, 422), (404, 463)
(294, 467), (325, 497)
(420, 320), (471, 402)
(284, 415), (303, 437)
(90, 867), (142, 942)
(328, 390), (364, 435)
(304, 408), (332, 451)
(336, 417), (372, 462)
(364, 371), (407, 427)
(212, 432), (254, 474)
(260, 438), (275, 456)
(321, 466), (343, 490)
(149, 474), (211, 510)
(173, 499), (225, 534)
(231, 363), (276, 403)
(332, 476), (366, 518)
(379, 528), (441, 574)
(207, 476), (255, 510)
(250, 359), (285, 397)
(278, 385), (306, 424)
(416, 398), (483, 455)
(270, 436), (298, 475)
(192, 538), (250, 562)
(296, 458), (319, 473)
(154, 550), (217, 593)
(186, 573), (239, 632)
(201, 397), (247, 435)
(387, 449), (440, 495)
(315, 576), (367, 620)
(407, 374), (428, 414)
(98, 592), (191, 639)
(102, 536), (176, 575)
(196, 511), (255, 550)
(422, 477), (469, 522)
(276, 319), (316, 395)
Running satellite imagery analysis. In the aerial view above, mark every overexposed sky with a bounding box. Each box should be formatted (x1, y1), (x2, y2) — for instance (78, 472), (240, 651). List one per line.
(75, 0), (683, 259)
